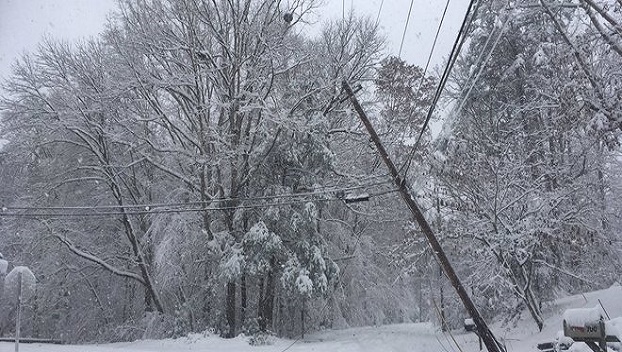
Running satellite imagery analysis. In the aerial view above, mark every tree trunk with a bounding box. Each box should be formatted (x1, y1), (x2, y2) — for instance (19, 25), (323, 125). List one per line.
(258, 263), (275, 332)
(301, 299), (305, 339)
(264, 271), (275, 332)
(522, 273), (544, 331)
(240, 275), (247, 328)
(258, 279), (266, 331)
(225, 281), (236, 338)
(118, 214), (164, 314)
(144, 286), (153, 312)
(506, 258), (544, 331)
(439, 265), (447, 331)
(33, 288), (39, 338)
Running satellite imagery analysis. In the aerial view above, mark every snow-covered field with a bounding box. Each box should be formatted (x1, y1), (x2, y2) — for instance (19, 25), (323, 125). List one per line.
(1, 284), (620, 352)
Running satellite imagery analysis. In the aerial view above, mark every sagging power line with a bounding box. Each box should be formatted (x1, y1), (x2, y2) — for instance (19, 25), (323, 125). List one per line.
(400, 0), (481, 178)
(0, 188), (399, 218)
(2, 180), (391, 212)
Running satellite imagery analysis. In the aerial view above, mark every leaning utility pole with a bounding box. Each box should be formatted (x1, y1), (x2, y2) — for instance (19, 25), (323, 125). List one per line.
(342, 81), (505, 352)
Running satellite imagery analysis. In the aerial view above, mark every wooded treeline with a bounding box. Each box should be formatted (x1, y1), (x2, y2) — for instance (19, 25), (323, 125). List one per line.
(0, 0), (621, 343)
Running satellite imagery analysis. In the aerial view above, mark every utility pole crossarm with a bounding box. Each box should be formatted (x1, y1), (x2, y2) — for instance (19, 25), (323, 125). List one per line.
(341, 80), (505, 352)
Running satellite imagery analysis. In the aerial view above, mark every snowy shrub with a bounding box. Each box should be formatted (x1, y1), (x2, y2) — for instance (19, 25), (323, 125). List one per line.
(107, 317), (158, 342)
(97, 312), (177, 342)
(0, 259), (7, 275)
(4, 266), (36, 303)
(248, 331), (274, 346)
(173, 304), (194, 337)
(142, 312), (176, 340)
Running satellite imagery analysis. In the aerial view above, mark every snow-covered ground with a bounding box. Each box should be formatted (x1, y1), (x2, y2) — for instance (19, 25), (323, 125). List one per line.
(0, 325), (479, 352)
(1, 283), (620, 352)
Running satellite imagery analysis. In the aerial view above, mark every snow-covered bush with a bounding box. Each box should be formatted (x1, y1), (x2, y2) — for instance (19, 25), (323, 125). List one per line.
(248, 331), (274, 346)
(0, 258), (8, 275)
(4, 266), (36, 303)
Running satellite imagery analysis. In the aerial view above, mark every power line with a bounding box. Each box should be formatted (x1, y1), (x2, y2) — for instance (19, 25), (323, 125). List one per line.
(0, 200), (339, 218)
(0, 189), (400, 218)
(401, 0), (480, 177)
(399, 0), (416, 57)
(394, 0), (452, 165)
(1, 180), (391, 213)
(375, 0), (385, 26)
(440, 5), (512, 146)
(419, 0), (452, 85)
(455, 14), (510, 114)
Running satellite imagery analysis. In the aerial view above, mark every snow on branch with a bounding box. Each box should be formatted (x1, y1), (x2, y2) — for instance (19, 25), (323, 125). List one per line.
(52, 234), (146, 285)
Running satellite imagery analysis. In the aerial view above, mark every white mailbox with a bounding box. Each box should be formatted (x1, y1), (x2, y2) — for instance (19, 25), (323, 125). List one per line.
(563, 307), (605, 340)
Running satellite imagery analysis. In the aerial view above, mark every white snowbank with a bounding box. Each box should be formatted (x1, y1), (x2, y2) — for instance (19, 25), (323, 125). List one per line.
(605, 317), (622, 340)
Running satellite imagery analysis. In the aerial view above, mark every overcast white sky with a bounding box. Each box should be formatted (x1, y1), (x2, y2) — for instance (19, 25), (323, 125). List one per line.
(0, 0), (469, 83)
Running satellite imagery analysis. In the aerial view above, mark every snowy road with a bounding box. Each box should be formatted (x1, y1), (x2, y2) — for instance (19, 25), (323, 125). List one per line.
(298, 323), (482, 352)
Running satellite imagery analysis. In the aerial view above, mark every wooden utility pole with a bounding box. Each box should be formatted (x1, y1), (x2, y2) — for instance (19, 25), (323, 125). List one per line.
(342, 81), (505, 352)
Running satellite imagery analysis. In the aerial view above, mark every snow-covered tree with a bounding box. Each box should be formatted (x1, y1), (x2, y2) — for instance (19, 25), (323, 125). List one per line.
(0, 0), (386, 341)
(435, 0), (621, 330)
